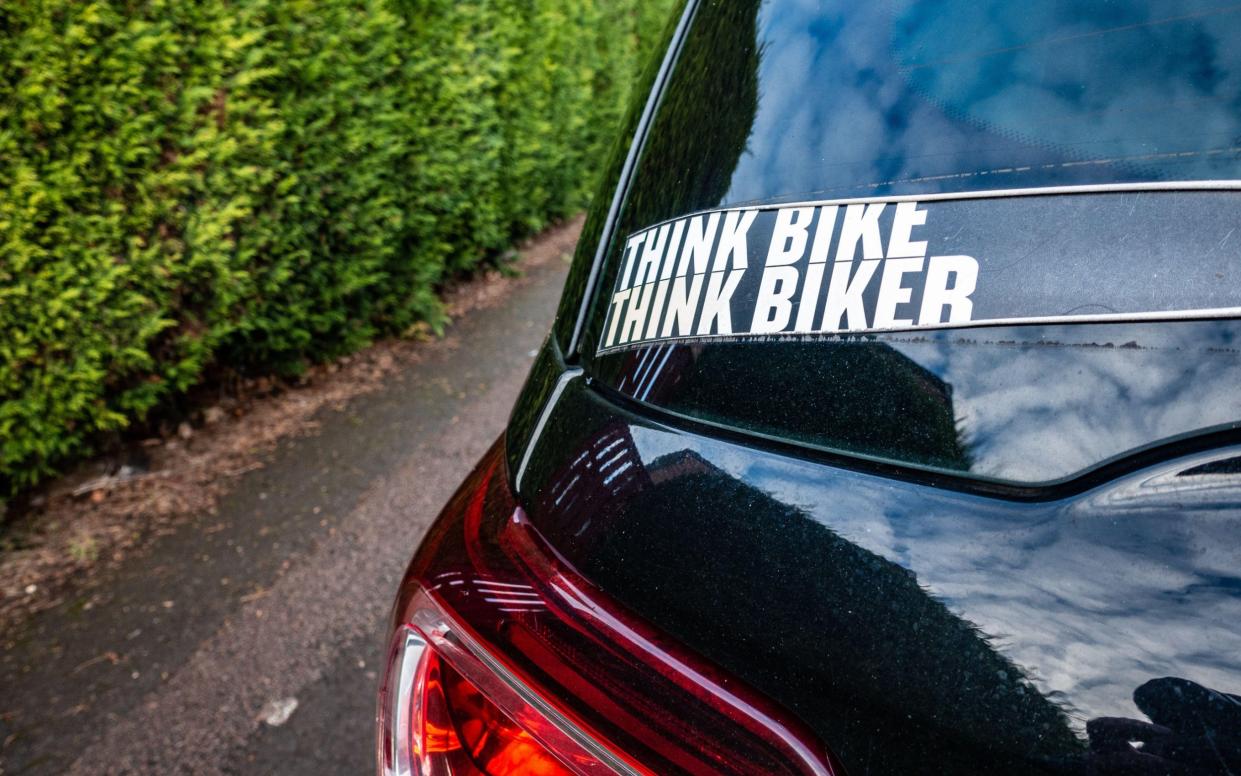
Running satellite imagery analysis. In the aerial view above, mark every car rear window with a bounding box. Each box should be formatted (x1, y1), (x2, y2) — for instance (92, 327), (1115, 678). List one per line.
(661, 0), (1241, 210)
(580, 0), (1241, 487)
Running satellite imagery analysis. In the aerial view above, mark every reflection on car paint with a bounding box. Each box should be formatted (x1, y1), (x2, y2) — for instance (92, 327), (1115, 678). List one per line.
(511, 361), (1241, 773)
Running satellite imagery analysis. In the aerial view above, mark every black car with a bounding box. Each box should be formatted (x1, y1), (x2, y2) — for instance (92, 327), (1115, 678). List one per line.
(377, 1), (1241, 773)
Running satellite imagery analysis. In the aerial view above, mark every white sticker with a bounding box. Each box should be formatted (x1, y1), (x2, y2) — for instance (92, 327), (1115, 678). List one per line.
(601, 201), (979, 351)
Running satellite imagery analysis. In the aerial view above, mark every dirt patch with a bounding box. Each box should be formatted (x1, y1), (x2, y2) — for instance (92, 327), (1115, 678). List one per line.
(0, 216), (582, 630)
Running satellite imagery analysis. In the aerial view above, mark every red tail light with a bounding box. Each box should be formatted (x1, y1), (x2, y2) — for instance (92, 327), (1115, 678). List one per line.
(378, 441), (840, 776)
(378, 612), (615, 776)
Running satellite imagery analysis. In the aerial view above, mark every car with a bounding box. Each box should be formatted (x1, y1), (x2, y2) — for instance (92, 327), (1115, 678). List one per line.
(376, 0), (1241, 773)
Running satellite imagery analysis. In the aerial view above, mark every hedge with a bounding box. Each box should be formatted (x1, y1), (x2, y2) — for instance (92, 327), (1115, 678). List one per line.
(0, 0), (675, 494)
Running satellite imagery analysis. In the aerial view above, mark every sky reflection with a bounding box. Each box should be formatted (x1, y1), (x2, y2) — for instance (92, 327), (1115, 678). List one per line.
(631, 425), (1241, 730)
(723, 0), (1241, 203)
(885, 323), (1241, 481)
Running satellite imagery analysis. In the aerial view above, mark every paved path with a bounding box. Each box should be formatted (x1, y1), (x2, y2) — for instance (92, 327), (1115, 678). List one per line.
(0, 238), (573, 775)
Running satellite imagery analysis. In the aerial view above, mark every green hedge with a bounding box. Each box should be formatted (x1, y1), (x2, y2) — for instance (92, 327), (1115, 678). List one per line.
(0, 0), (675, 493)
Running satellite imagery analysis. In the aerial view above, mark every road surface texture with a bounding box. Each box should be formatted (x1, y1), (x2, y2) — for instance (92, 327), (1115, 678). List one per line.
(0, 231), (574, 775)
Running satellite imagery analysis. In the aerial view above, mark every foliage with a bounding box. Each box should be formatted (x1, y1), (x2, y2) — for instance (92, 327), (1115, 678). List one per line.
(0, 0), (677, 493)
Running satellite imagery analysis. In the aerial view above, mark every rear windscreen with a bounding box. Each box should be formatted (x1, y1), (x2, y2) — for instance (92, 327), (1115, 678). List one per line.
(580, 0), (1241, 486)
(650, 0), (1241, 210)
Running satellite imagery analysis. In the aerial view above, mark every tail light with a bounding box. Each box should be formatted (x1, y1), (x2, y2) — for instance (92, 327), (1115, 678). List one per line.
(378, 614), (617, 776)
(378, 440), (840, 776)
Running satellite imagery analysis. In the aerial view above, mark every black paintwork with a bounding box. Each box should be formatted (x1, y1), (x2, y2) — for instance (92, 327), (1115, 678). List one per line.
(504, 0), (1241, 772)
(507, 340), (1241, 774)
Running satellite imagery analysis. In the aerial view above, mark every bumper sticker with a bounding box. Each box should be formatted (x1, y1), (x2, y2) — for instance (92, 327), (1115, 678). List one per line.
(597, 193), (1241, 353)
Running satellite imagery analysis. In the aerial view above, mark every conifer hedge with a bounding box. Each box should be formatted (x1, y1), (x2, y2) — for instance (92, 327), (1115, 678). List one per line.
(0, 0), (674, 493)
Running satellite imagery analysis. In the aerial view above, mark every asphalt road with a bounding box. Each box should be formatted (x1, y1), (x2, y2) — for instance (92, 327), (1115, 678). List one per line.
(0, 244), (572, 775)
